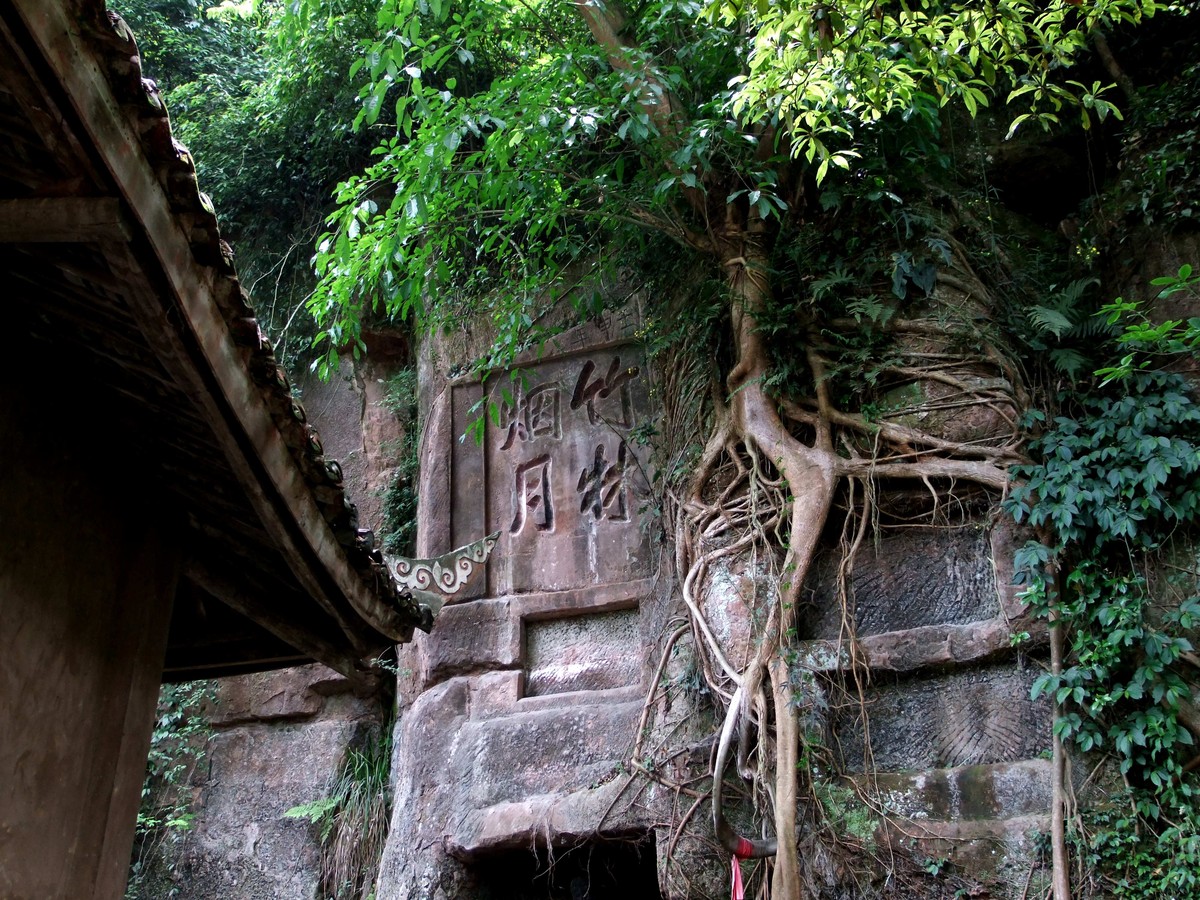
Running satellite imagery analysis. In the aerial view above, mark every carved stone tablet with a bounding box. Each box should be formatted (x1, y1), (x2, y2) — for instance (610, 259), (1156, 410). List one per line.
(450, 346), (653, 597)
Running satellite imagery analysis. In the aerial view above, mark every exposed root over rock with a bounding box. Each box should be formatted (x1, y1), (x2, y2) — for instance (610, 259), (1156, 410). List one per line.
(639, 215), (1027, 899)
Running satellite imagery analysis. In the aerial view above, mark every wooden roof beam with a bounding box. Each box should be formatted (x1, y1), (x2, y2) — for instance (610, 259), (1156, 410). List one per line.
(0, 197), (130, 242)
(183, 559), (381, 692)
(5, 0), (418, 649)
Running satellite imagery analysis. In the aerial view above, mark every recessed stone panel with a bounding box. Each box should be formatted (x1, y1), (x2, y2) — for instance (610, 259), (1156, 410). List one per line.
(807, 527), (999, 639)
(836, 665), (1051, 772)
(450, 346), (653, 597)
(420, 598), (520, 685)
(524, 608), (640, 696)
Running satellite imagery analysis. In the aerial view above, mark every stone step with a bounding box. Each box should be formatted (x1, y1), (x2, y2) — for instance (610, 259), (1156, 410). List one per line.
(848, 760), (1053, 886)
(885, 814), (1050, 891)
(850, 758), (1052, 823)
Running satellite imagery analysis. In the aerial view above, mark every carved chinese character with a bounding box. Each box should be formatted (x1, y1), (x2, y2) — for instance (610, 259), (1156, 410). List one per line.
(499, 384), (561, 450)
(526, 385), (561, 439)
(570, 356), (639, 427)
(498, 405), (528, 450)
(511, 454), (554, 534)
(577, 441), (629, 522)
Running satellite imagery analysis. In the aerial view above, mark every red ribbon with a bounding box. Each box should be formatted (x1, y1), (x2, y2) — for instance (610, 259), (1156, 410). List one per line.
(731, 856), (744, 900)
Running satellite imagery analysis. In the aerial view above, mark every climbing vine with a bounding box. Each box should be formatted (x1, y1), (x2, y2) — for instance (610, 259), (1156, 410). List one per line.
(126, 681), (214, 897)
(1005, 269), (1200, 894)
(1071, 798), (1200, 897)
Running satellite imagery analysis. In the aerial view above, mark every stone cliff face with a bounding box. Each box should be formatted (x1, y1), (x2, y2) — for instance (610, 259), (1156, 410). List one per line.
(372, 294), (1054, 900)
(148, 299), (1060, 900)
(147, 300), (1064, 899)
(134, 667), (382, 898)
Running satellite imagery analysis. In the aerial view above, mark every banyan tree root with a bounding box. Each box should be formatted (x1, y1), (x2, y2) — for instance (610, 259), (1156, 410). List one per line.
(649, 216), (1023, 900)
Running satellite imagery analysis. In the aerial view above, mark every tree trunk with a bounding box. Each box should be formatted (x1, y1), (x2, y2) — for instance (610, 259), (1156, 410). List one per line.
(719, 218), (838, 900)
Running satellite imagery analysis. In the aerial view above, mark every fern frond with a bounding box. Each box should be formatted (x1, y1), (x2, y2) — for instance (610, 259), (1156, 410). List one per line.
(1049, 347), (1089, 380)
(1029, 306), (1076, 338)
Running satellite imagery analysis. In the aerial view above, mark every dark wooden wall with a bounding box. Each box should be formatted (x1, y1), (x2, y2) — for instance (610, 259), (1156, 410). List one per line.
(0, 369), (179, 899)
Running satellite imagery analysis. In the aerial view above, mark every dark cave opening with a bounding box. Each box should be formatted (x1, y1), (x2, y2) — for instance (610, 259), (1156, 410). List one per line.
(471, 833), (663, 900)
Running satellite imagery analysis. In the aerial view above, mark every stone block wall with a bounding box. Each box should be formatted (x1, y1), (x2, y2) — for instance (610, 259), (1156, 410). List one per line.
(801, 522), (1054, 892)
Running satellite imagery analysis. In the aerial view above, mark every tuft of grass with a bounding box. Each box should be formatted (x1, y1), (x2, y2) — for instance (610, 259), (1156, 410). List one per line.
(286, 727), (392, 900)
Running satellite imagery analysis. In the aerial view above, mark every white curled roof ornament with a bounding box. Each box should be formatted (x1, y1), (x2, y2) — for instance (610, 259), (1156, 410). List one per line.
(386, 531), (500, 620)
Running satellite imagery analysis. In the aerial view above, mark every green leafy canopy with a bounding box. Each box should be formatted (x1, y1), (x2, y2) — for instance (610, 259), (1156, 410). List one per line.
(123, 0), (390, 364)
(717, 0), (1154, 147)
(305, 0), (1174, 375)
(307, 0), (744, 376)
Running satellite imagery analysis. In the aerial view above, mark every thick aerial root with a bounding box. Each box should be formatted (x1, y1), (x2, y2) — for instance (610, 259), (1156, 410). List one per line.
(768, 657), (800, 897)
(1047, 554), (1072, 900)
(713, 683), (780, 859)
(644, 226), (1023, 899)
(633, 623), (692, 766)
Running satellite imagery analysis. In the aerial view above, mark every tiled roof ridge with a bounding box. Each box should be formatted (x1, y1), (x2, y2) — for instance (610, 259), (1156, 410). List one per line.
(92, 4), (430, 636)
